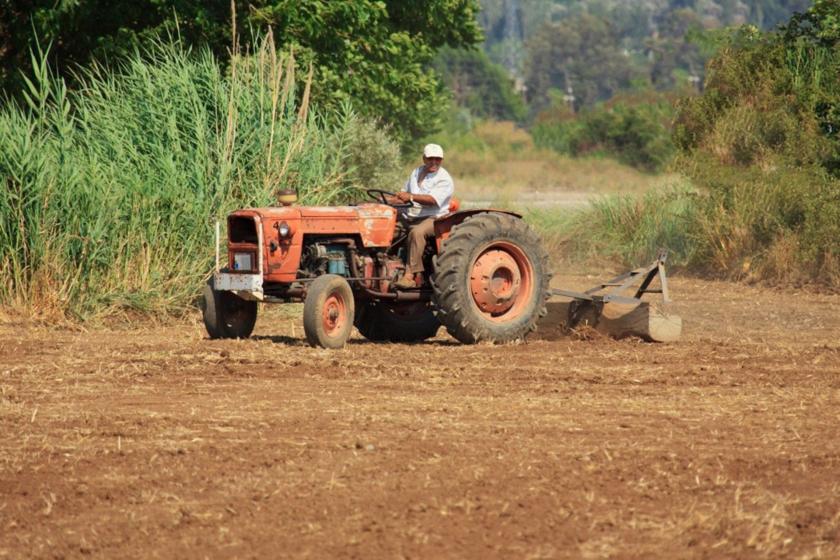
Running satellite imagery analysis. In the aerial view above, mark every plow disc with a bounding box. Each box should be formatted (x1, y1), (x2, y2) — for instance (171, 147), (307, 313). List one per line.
(538, 250), (682, 342)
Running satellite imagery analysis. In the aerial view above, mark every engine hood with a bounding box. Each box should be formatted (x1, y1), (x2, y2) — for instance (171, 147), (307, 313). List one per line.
(233, 203), (396, 221)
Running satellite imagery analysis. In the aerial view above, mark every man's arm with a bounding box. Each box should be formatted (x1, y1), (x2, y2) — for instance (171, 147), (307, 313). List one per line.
(397, 172), (453, 206)
(394, 192), (437, 205)
(384, 170), (416, 204)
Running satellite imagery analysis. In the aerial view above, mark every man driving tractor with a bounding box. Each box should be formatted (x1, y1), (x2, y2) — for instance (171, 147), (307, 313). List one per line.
(388, 143), (454, 289)
(206, 141), (552, 347)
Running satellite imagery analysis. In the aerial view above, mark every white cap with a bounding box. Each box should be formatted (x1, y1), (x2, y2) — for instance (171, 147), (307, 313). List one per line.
(423, 143), (444, 158)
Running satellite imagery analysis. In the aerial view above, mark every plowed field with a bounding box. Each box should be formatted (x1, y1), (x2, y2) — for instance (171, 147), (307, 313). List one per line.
(2, 275), (839, 558)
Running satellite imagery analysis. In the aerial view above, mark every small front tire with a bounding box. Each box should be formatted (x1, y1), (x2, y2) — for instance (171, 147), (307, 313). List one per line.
(202, 277), (258, 339)
(303, 274), (355, 349)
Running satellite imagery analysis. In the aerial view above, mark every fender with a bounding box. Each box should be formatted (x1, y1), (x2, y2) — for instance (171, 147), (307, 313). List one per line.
(433, 209), (522, 251)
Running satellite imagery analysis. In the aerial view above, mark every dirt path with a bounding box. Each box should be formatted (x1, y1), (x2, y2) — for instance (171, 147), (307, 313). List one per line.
(1, 276), (839, 558)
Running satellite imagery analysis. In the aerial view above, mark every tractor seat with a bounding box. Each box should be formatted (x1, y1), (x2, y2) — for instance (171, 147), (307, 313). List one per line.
(448, 196), (461, 213)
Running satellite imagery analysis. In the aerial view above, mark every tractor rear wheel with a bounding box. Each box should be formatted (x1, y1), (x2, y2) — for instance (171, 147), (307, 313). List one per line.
(303, 274), (355, 349)
(354, 301), (440, 343)
(202, 277), (258, 339)
(431, 213), (551, 344)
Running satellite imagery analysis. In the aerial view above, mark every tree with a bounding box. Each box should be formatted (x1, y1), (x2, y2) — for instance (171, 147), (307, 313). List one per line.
(433, 46), (526, 122)
(247, 1), (482, 143)
(783, 0), (840, 46)
(524, 13), (642, 112)
(483, 0), (814, 107)
(648, 8), (705, 90)
(0, 0), (483, 143)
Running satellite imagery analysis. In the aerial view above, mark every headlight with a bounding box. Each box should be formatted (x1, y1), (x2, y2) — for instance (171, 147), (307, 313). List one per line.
(278, 221), (292, 238)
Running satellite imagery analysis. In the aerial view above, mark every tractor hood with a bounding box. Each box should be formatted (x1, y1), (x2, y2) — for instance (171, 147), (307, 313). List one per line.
(231, 203), (397, 248)
(226, 203), (398, 283)
(236, 203), (394, 221)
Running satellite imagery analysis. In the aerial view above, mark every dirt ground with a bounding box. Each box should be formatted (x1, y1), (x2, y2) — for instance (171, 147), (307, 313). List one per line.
(1, 274), (839, 559)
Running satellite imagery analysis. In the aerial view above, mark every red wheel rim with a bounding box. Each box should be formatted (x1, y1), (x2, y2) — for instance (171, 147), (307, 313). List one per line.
(469, 242), (534, 322)
(322, 293), (348, 336)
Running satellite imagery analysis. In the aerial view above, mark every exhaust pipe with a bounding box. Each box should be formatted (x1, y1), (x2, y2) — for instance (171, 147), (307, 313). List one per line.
(215, 219), (220, 273)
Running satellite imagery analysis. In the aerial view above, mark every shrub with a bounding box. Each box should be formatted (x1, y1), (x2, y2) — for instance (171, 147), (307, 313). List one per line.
(532, 90), (677, 173)
(671, 2), (840, 286)
(527, 183), (699, 270)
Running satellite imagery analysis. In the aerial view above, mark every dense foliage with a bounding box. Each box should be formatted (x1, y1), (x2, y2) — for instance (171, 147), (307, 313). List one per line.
(549, 1), (840, 286)
(478, 0), (810, 113)
(672, 0), (840, 283)
(433, 46), (527, 122)
(0, 0), (482, 144)
(533, 91), (677, 172)
(0, 38), (400, 318)
(524, 13), (644, 111)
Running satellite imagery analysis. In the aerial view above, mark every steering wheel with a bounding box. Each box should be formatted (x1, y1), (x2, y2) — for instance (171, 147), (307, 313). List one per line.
(366, 188), (409, 207)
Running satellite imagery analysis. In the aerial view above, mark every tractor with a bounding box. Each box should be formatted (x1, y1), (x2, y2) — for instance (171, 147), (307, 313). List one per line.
(202, 189), (552, 348)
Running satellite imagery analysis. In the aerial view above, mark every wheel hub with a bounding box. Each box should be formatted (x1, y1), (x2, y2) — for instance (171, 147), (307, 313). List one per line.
(322, 294), (346, 334)
(470, 249), (522, 315)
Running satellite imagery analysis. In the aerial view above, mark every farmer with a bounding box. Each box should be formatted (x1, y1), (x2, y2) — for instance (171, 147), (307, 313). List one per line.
(388, 143), (454, 289)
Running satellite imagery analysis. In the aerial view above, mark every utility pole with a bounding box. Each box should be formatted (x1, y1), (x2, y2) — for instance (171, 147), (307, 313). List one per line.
(562, 69), (575, 111)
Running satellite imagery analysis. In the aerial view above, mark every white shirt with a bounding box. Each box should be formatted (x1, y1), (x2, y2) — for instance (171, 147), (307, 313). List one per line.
(401, 166), (454, 219)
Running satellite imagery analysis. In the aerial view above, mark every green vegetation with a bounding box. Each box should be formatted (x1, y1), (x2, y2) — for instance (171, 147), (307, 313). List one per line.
(673, 0), (840, 284)
(0, 37), (399, 318)
(540, 1), (840, 287)
(532, 91), (678, 172)
(442, 1), (811, 175)
(481, 0), (811, 103)
(0, 0), (482, 144)
(1, 0), (837, 323)
(527, 184), (699, 269)
(523, 12), (646, 112)
(434, 46), (526, 122)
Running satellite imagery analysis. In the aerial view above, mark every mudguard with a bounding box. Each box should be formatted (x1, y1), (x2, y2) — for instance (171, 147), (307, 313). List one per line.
(433, 209), (522, 251)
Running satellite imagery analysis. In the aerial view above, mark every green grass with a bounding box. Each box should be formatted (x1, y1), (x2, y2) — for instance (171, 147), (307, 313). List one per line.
(0, 36), (384, 320)
(528, 170), (839, 288)
(527, 182), (700, 271)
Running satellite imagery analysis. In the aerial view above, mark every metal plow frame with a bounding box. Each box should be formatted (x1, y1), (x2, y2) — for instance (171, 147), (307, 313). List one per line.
(549, 250), (681, 341)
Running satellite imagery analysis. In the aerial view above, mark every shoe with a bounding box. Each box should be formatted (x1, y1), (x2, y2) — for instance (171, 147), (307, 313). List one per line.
(393, 274), (417, 290)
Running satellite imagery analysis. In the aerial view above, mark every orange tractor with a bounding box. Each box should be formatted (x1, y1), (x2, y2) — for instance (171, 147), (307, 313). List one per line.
(202, 190), (551, 348)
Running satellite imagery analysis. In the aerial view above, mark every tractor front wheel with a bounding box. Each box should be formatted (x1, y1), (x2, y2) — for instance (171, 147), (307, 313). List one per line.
(202, 277), (258, 339)
(432, 213), (551, 344)
(303, 274), (355, 349)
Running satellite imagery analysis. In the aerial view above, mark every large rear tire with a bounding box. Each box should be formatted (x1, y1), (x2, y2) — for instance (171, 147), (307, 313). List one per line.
(202, 277), (258, 339)
(354, 301), (440, 343)
(303, 274), (355, 349)
(431, 213), (551, 344)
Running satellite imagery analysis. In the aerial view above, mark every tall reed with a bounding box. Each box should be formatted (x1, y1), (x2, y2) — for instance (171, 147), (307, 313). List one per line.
(0, 35), (364, 319)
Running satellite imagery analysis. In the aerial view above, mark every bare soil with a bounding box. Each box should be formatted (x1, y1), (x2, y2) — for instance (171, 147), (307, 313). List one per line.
(1, 275), (839, 559)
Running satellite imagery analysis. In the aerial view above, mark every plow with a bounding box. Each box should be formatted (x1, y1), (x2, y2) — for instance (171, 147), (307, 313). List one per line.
(541, 250), (681, 343)
(203, 191), (681, 347)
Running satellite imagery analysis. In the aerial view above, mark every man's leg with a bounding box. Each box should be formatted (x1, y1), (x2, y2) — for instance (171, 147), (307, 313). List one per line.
(395, 217), (435, 288)
(407, 217), (436, 274)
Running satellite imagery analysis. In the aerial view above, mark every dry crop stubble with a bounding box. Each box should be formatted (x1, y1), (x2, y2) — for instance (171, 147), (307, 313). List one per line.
(1, 276), (840, 557)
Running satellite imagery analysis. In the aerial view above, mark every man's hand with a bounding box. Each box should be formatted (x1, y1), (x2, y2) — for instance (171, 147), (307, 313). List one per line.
(385, 192), (412, 204)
